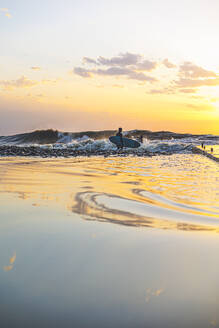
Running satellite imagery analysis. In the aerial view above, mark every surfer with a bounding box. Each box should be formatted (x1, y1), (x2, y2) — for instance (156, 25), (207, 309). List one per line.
(116, 127), (123, 149)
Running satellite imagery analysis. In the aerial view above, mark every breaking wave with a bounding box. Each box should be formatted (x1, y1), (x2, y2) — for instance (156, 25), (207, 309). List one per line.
(0, 129), (218, 156)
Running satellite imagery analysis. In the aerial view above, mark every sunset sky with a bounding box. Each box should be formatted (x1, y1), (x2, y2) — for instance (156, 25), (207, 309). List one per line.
(1, 0), (219, 135)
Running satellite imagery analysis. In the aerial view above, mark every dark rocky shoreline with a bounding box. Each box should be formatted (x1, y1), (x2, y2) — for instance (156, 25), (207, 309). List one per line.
(0, 145), (218, 163)
(0, 145), (165, 158)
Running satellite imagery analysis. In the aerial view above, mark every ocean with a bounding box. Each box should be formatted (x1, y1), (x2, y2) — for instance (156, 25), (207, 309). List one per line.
(0, 129), (219, 327)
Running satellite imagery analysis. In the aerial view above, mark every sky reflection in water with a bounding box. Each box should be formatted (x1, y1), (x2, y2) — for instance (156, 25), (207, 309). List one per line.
(0, 155), (219, 327)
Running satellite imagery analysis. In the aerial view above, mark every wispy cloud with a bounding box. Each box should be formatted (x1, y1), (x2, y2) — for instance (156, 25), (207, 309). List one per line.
(157, 62), (218, 94)
(0, 76), (57, 91)
(179, 61), (217, 78)
(163, 58), (176, 68)
(148, 87), (175, 95)
(179, 88), (197, 93)
(0, 76), (38, 90)
(174, 62), (219, 91)
(83, 57), (98, 65)
(0, 8), (12, 18)
(175, 77), (219, 88)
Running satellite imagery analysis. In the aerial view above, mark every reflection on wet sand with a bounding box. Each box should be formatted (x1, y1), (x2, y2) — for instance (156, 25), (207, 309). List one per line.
(146, 288), (165, 303)
(3, 252), (16, 272)
(72, 191), (219, 232)
(1, 156), (219, 328)
(210, 319), (217, 327)
(0, 156), (218, 233)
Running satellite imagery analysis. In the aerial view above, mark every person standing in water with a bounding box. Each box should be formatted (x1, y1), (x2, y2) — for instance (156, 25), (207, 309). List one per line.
(116, 127), (123, 149)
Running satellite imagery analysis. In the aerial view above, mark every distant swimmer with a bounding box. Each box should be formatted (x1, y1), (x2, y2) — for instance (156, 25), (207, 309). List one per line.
(116, 127), (123, 149)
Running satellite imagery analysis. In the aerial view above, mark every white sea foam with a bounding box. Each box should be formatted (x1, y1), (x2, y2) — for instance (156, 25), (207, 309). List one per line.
(37, 138), (194, 155)
(0, 129), (218, 157)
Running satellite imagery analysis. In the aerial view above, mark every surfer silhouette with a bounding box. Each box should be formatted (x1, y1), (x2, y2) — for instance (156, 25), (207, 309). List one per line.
(116, 127), (123, 149)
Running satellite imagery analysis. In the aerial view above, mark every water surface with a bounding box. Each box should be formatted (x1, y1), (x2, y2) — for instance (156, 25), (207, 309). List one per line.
(0, 155), (219, 327)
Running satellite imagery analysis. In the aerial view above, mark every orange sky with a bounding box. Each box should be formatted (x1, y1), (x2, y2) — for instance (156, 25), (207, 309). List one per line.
(0, 0), (219, 135)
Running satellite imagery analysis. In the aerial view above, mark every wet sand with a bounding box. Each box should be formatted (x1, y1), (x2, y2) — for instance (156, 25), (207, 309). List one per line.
(0, 155), (219, 327)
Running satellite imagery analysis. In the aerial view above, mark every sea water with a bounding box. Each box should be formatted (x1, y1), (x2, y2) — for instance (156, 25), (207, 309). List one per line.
(0, 155), (219, 327)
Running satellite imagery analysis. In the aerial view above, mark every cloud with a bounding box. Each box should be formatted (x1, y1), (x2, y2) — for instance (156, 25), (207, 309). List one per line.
(74, 67), (92, 78)
(135, 59), (157, 71)
(148, 87), (175, 95)
(96, 66), (130, 76)
(83, 57), (98, 65)
(163, 58), (176, 68)
(179, 62), (217, 78)
(128, 70), (157, 82)
(31, 66), (41, 71)
(97, 52), (141, 66)
(0, 76), (38, 90)
(0, 7), (12, 18)
(0, 76), (57, 91)
(82, 53), (158, 72)
(175, 77), (219, 88)
(179, 88), (197, 93)
(169, 62), (219, 92)
(74, 66), (157, 82)
(174, 63), (219, 89)
(74, 53), (158, 83)
(74, 53), (219, 90)
(82, 53), (141, 67)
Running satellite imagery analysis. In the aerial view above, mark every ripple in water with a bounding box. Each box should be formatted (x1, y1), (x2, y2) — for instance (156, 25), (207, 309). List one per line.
(70, 155), (219, 232)
(0, 155), (218, 232)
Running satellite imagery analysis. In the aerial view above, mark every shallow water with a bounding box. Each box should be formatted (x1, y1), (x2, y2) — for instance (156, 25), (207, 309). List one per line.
(0, 155), (219, 327)
(198, 145), (219, 159)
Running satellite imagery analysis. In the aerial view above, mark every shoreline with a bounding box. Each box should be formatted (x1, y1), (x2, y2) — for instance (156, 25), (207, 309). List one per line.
(191, 146), (219, 163)
(0, 145), (155, 158)
(0, 145), (218, 162)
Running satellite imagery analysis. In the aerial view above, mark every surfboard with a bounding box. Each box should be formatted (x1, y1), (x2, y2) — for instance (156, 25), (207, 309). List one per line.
(109, 136), (140, 148)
